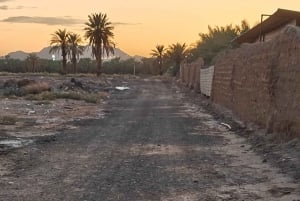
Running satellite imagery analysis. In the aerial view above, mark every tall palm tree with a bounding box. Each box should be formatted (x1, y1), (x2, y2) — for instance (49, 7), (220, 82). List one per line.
(151, 45), (166, 75)
(50, 29), (69, 74)
(84, 13), (115, 76)
(67, 33), (85, 74)
(167, 43), (188, 76)
(26, 53), (39, 72)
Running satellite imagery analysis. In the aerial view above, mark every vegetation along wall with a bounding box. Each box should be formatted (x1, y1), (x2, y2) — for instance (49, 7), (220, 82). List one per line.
(212, 25), (300, 138)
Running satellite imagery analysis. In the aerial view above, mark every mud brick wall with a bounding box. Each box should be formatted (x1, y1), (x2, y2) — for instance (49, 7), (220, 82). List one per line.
(180, 63), (190, 85)
(271, 26), (300, 136)
(194, 62), (201, 92)
(212, 25), (300, 138)
(180, 58), (203, 91)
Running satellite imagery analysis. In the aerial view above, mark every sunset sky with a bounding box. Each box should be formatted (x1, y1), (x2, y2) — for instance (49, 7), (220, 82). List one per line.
(1, 0), (300, 57)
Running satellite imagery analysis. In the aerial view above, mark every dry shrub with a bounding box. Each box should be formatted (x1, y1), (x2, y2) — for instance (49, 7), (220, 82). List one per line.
(25, 91), (56, 101)
(17, 79), (36, 87)
(26, 91), (106, 104)
(56, 92), (105, 104)
(22, 82), (50, 94)
(3, 79), (18, 88)
(0, 115), (17, 125)
(84, 92), (108, 103)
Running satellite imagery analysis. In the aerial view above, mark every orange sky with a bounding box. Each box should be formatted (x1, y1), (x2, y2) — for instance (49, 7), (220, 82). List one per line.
(1, 0), (300, 57)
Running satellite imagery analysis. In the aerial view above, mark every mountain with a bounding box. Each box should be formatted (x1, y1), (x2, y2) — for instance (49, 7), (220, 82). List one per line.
(132, 55), (144, 62)
(4, 46), (138, 61)
(6, 51), (29, 60)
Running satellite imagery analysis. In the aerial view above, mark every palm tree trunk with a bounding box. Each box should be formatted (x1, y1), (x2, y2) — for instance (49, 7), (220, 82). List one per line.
(62, 57), (67, 75)
(159, 58), (163, 75)
(174, 62), (180, 76)
(32, 61), (35, 73)
(97, 60), (102, 76)
(72, 56), (77, 74)
(97, 44), (102, 76)
(62, 46), (67, 75)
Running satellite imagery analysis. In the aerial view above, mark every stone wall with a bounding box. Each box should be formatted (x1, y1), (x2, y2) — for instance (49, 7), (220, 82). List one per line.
(212, 25), (300, 138)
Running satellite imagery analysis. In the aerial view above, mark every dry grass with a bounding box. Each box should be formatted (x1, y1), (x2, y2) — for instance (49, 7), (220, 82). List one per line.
(26, 91), (108, 104)
(25, 91), (56, 101)
(0, 115), (17, 125)
(56, 91), (108, 103)
(22, 82), (50, 94)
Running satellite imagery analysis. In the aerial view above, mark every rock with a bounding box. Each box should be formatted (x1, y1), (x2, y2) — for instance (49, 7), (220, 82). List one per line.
(3, 79), (17, 88)
(71, 78), (83, 88)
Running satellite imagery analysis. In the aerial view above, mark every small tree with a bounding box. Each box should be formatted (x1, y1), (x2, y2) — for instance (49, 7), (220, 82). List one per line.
(67, 33), (85, 74)
(50, 29), (69, 74)
(26, 53), (39, 72)
(150, 45), (166, 75)
(190, 20), (250, 64)
(167, 43), (188, 76)
(84, 13), (115, 76)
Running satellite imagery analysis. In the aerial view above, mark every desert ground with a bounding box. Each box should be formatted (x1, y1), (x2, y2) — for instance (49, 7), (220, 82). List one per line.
(0, 74), (299, 201)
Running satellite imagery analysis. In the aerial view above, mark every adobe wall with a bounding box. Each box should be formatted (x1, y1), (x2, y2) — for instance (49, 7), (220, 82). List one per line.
(212, 25), (300, 138)
(179, 58), (203, 91)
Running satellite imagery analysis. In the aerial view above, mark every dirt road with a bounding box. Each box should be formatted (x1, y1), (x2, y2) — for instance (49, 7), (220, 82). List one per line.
(0, 77), (299, 200)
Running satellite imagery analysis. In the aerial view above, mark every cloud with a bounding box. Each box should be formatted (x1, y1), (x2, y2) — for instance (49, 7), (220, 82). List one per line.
(2, 16), (84, 25)
(0, 5), (37, 10)
(16, 6), (37, 9)
(113, 22), (141, 26)
(0, 5), (8, 9)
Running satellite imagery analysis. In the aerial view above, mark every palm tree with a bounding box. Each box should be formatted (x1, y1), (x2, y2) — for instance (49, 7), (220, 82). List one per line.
(84, 13), (115, 76)
(26, 53), (39, 72)
(67, 33), (85, 74)
(151, 45), (166, 75)
(50, 29), (69, 74)
(167, 43), (188, 76)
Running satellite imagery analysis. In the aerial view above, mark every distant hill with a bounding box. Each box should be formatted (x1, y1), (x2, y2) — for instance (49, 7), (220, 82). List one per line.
(3, 46), (141, 61)
(132, 55), (144, 62)
(5, 51), (29, 60)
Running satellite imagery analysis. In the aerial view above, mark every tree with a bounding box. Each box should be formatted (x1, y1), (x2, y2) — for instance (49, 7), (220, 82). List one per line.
(167, 43), (188, 76)
(26, 53), (39, 72)
(151, 45), (166, 75)
(190, 20), (250, 65)
(84, 13), (115, 76)
(67, 33), (85, 74)
(236, 19), (251, 35)
(50, 29), (69, 74)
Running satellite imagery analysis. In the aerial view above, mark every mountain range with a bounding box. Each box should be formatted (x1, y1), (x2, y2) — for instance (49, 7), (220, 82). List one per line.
(1, 46), (144, 62)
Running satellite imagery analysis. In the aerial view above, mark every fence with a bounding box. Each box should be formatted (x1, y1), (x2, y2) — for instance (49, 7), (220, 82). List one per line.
(180, 59), (215, 97)
(200, 66), (214, 96)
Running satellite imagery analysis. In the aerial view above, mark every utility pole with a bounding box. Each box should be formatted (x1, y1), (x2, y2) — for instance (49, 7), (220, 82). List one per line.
(259, 14), (272, 42)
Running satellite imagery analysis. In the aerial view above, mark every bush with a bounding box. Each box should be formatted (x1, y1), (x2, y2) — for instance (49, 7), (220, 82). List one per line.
(25, 91), (106, 104)
(22, 82), (51, 94)
(0, 115), (17, 125)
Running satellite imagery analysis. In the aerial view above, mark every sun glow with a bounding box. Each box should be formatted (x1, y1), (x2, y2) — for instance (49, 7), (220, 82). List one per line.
(1, 0), (300, 57)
